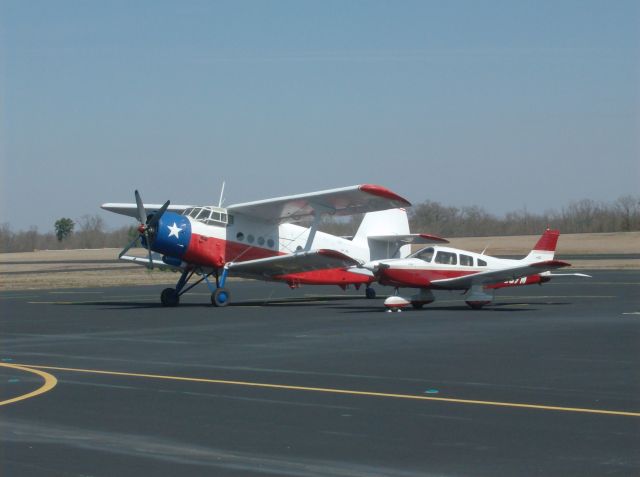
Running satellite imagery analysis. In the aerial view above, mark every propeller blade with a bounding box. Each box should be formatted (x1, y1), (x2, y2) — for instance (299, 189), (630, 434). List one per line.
(134, 190), (147, 225)
(118, 235), (140, 259)
(147, 199), (171, 228)
(143, 229), (154, 270)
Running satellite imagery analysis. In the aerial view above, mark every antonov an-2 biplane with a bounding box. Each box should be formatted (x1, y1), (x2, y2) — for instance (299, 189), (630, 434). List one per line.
(102, 185), (444, 307)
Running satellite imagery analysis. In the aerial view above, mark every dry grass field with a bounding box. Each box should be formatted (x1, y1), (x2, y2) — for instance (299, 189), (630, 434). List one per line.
(1, 232), (638, 290)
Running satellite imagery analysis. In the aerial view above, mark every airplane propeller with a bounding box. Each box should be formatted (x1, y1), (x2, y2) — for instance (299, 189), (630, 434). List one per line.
(118, 190), (170, 269)
(361, 260), (390, 276)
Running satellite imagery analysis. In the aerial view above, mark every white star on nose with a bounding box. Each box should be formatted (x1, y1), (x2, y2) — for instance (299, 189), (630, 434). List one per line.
(167, 223), (182, 239)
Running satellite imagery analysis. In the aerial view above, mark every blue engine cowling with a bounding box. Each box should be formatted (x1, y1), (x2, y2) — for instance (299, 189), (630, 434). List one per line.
(148, 212), (192, 259)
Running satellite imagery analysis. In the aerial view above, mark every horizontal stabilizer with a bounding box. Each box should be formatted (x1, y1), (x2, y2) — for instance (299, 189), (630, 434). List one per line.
(547, 272), (592, 278)
(227, 249), (361, 278)
(368, 233), (448, 245)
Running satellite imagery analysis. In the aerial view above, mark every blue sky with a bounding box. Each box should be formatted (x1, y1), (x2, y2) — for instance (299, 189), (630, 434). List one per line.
(1, 0), (638, 230)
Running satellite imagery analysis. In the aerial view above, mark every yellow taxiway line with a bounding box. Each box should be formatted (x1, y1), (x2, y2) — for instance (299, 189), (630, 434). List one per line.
(0, 363), (58, 406)
(14, 363), (640, 418)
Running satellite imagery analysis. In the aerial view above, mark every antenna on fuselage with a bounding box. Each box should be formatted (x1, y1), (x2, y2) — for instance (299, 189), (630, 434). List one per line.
(481, 241), (491, 255)
(218, 181), (226, 208)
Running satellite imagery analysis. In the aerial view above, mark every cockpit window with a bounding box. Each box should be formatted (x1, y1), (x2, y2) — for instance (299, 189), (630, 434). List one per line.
(412, 247), (434, 262)
(196, 209), (210, 221)
(182, 206), (229, 226)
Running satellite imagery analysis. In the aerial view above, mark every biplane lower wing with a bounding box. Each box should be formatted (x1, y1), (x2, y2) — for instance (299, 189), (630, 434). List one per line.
(226, 249), (361, 278)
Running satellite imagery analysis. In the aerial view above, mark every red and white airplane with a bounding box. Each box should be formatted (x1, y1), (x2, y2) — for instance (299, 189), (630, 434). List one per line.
(362, 229), (590, 311)
(102, 185), (441, 307)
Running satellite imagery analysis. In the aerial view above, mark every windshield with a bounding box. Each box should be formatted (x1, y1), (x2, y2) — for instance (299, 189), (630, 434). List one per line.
(410, 247), (434, 262)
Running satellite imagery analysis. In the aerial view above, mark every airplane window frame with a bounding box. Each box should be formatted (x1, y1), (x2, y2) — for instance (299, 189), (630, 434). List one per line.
(417, 247), (434, 262)
(435, 251), (457, 265)
(460, 254), (473, 266)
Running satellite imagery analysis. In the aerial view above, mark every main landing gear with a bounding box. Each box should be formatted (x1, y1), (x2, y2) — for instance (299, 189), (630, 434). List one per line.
(365, 286), (376, 299)
(160, 266), (230, 307)
(464, 285), (494, 310)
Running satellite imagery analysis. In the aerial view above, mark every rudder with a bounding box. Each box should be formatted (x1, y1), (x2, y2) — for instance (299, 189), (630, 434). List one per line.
(352, 209), (411, 260)
(524, 229), (560, 263)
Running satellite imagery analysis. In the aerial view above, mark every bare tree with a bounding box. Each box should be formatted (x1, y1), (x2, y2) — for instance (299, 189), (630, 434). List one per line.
(615, 195), (640, 231)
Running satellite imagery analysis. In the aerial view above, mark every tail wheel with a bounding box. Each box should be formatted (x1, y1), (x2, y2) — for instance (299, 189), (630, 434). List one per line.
(211, 288), (230, 307)
(161, 288), (179, 307)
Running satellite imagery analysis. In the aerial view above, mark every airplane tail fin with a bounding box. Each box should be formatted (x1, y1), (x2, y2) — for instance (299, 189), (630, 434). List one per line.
(523, 229), (560, 263)
(352, 208), (411, 260)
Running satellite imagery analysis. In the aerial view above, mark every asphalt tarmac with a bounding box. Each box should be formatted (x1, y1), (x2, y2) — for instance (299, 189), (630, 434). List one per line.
(1, 271), (639, 476)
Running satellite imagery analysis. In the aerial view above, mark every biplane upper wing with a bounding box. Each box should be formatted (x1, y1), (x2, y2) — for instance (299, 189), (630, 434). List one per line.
(431, 260), (571, 289)
(101, 203), (193, 219)
(226, 249), (361, 278)
(368, 233), (449, 245)
(226, 184), (410, 223)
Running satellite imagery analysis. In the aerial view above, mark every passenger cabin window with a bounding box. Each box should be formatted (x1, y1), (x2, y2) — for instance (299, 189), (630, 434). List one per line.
(435, 251), (457, 265)
(460, 254), (473, 266)
(478, 258), (487, 267)
(414, 247), (434, 262)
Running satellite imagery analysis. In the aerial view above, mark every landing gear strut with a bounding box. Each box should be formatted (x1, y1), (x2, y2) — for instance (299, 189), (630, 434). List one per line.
(160, 266), (231, 307)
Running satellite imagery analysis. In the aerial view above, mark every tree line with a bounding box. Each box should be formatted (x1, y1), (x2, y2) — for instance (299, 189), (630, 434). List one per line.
(0, 215), (136, 253)
(320, 195), (640, 238)
(0, 195), (638, 253)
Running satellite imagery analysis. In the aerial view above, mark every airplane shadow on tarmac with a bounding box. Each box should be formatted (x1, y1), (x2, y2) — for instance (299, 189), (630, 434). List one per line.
(65, 298), (571, 312)
(330, 300), (572, 314)
(65, 295), (367, 310)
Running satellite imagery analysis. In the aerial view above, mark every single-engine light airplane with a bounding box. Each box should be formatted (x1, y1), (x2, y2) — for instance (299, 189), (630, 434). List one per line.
(361, 229), (590, 311)
(102, 184), (445, 307)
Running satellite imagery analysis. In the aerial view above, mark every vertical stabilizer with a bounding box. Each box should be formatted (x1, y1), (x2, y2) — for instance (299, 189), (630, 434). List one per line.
(523, 229), (560, 263)
(352, 209), (411, 260)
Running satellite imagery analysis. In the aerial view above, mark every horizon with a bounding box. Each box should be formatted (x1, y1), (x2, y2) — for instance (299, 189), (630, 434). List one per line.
(2, 1), (638, 231)
(2, 192), (637, 234)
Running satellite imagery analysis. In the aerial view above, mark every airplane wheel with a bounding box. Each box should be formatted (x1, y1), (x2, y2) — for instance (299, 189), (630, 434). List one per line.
(466, 301), (486, 310)
(365, 287), (376, 299)
(411, 302), (424, 310)
(211, 288), (230, 307)
(161, 288), (179, 307)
